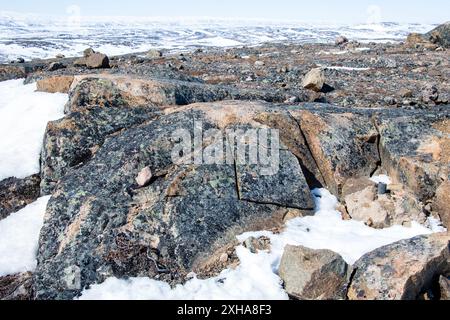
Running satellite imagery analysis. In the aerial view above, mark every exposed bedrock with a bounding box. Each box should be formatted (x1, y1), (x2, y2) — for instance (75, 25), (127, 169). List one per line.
(348, 233), (449, 300)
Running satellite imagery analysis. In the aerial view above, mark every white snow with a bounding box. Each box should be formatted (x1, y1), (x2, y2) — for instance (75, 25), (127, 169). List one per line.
(0, 12), (438, 63)
(0, 79), (67, 181)
(427, 216), (447, 233)
(0, 196), (50, 277)
(370, 174), (392, 185)
(322, 65), (371, 71)
(79, 188), (436, 300)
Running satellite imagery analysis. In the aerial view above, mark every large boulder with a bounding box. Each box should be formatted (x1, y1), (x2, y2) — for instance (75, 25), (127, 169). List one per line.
(348, 233), (450, 300)
(279, 245), (350, 300)
(426, 22), (450, 48)
(302, 68), (325, 92)
(290, 109), (380, 197)
(74, 50), (110, 69)
(0, 175), (41, 220)
(62, 74), (288, 114)
(376, 114), (449, 202)
(34, 101), (315, 299)
(405, 33), (437, 49)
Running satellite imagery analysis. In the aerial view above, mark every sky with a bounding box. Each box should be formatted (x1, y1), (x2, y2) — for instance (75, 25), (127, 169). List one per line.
(1, 0), (449, 24)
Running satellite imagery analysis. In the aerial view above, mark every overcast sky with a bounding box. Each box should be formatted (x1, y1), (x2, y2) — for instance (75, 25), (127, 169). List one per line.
(2, 0), (449, 24)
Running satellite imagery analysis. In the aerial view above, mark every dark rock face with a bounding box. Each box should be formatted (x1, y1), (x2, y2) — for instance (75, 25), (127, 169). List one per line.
(426, 22), (450, 48)
(291, 110), (380, 197)
(376, 114), (449, 202)
(40, 106), (160, 194)
(0, 272), (34, 300)
(439, 275), (450, 300)
(34, 102), (316, 300)
(0, 175), (41, 220)
(279, 245), (350, 300)
(348, 233), (450, 300)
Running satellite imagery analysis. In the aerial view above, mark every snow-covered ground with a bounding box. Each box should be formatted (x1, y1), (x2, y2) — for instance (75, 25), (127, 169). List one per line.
(0, 11), (438, 63)
(0, 79), (67, 181)
(79, 188), (438, 300)
(0, 196), (50, 277)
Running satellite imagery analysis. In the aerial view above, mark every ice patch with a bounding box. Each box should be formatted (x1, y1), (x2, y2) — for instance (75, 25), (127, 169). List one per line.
(79, 188), (435, 300)
(0, 196), (50, 277)
(370, 174), (392, 185)
(0, 79), (67, 181)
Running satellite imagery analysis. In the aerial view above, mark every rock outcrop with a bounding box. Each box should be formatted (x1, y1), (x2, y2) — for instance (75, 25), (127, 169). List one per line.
(279, 245), (350, 300)
(34, 101), (316, 299)
(376, 114), (449, 203)
(36, 76), (74, 94)
(426, 22), (450, 48)
(348, 233), (450, 300)
(0, 175), (41, 220)
(291, 109), (380, 197)
(40, 106), (160, 194)
(0, 272), (34, 300)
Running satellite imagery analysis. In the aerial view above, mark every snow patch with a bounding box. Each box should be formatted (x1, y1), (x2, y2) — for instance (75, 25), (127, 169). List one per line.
(79, 188), (435, 300)
(370, 174), (392, 185)
(0, 196), (50, 277)
(0, 79), (67, 181)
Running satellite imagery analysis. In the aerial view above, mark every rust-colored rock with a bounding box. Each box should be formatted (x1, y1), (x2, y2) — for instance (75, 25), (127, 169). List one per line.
(36, 75), (74, 93)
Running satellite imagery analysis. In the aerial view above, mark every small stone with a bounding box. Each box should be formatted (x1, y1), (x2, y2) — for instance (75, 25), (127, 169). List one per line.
(47, 62), (66, 72)
(335, 35), (349, 46)
(135, 167), (153, 187)
(219, 253), (229, 263)
(384, 96), (396, 105)
(83, 48), (95, 57)
(399, 88), (413, 98)
(302, 68), (325, 92)
(254, 60), (265, 66)
(421, 84), (439, 103)
(284, 96), (298, 104)
(147, 49), (163, 59)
